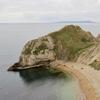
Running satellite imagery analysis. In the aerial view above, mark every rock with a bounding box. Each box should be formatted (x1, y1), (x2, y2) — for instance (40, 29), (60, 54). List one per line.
(8, 62), (20, 71)
(8, 36), (56, 71)
(8, 25), (97, 71)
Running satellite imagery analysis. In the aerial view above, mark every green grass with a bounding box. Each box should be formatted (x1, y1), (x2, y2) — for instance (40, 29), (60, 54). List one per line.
(49, 25), (95, 61)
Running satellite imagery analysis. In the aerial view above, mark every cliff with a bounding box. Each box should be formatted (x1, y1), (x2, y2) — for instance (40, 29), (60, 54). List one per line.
(49, 25), (95, 60)
(8, 25), (100, 71)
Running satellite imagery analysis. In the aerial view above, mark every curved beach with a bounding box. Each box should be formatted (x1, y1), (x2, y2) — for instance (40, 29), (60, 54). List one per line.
(51, 60), (97, 100)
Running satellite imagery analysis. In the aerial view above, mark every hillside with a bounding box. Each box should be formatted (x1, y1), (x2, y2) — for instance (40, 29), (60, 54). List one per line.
(49, 25), (95, 61)
(77, 42), (100, 70)
(8, 25), (99, 71)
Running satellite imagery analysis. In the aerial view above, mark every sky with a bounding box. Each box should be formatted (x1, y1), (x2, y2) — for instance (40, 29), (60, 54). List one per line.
(0, 0), (100, 23)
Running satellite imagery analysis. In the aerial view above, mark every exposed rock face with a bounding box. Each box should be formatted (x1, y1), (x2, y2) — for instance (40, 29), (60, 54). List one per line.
(76, 42), (100, 70)
(8, 25), (98, 71)
(8, 36), (56, 71)
(19, 36), (55, 66)
(77, 43), (100, 65)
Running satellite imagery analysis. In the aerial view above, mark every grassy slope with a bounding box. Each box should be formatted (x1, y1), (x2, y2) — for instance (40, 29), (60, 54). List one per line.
(49, 25), (95, 61)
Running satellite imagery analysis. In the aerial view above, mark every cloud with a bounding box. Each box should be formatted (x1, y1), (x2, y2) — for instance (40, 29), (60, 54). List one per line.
(0, 0), (100, 22)
(98, 0), (100, 3)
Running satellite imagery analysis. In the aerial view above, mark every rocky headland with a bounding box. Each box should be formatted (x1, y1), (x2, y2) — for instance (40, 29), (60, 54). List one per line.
(8, 25), (100, 100)
(8, 25), (100, 71)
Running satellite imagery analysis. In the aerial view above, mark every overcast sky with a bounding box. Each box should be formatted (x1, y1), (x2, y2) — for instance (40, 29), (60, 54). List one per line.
(0, 0), (100, 23)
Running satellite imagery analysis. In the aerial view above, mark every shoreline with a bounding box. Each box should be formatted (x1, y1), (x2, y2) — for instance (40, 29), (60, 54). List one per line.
(51, 60), (96, 100)
(8, 60), (97, 100)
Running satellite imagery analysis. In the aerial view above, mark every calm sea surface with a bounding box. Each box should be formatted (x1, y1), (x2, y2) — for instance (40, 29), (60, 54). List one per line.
(0, 23), (100, 100)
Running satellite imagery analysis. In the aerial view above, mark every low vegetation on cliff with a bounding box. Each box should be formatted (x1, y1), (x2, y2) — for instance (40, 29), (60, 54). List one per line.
(49, 25), (95, 61)
(8, 25), (100, 71)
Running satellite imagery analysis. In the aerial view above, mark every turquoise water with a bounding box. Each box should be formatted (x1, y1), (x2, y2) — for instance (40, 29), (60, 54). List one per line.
(0, 23), (100, 100)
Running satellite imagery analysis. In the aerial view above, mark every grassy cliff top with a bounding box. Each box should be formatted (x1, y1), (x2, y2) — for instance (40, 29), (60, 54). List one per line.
(21, 25), (96, 62)
(49, 25), (95, 60)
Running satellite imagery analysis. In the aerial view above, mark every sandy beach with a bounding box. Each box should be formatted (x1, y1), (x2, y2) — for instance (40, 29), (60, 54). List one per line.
(51, 60), (98, 100)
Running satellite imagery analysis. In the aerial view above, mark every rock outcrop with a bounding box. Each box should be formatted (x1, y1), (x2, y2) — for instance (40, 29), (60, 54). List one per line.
(49, 25), (95, 61)
(8, 36), (56, 71)
(19, 36), (56, 66)
(8, 25), (99, 71)
(77, 42), (100, 70)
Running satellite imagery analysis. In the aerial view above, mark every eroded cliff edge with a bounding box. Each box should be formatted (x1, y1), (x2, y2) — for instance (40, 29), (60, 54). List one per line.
(8, 25), (100, 71)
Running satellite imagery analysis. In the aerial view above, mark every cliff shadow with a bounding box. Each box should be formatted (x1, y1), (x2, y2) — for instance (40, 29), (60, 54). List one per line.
(18, 67), (69, 84)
